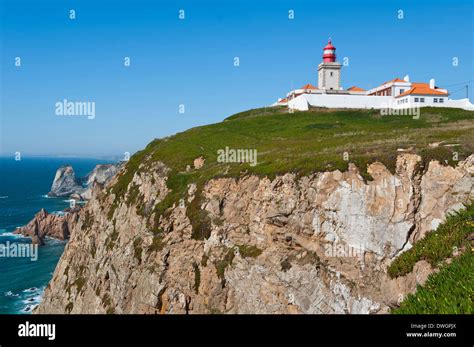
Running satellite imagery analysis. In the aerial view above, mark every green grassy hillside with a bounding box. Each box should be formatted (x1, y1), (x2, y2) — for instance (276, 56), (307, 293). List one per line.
(107, 106), (474, 237)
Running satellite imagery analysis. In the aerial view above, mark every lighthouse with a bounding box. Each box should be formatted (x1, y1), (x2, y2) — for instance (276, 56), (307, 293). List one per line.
(317, 39), (342, 91)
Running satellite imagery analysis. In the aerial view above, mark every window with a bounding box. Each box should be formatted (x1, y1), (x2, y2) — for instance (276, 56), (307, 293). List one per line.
(400, 89), (405, 94)
(414, 97), (419, 102)
(439, 98), (444, 103)
(434, 98), (438, 103)
(330, 72), (333, 77)
(420, 98), (425, 103)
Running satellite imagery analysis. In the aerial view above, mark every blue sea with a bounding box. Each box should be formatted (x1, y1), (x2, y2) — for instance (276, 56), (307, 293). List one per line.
(0, 157), (114, 314)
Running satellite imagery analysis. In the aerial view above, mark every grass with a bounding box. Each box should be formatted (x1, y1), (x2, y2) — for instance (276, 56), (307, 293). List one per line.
(392, 252), (474, 314)
(388, 202), (474, 278)
(106, 106), (474, 239)
(193, 262), (201, 294)
(215, 248), (236, 280)
(148, 232), (165, 253)
(133, 237), (143, 264)
(236, 244), (263, 258)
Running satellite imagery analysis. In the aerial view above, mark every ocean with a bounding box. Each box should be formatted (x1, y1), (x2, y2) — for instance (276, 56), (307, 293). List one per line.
(0, 157), (114, 313)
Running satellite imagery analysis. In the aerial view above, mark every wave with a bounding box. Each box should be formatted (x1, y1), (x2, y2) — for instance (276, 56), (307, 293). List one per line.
(0, 196), (8, 199)
(62, 199), (74, 203)
(3, 287), (44, 314)
(22, 287), (39, 293)
(19, 287), (44, 313)
(43, 236), (67, 245)
(0, 231), (27, 239)
(4, 291), (19, 297)
(20, 303), (38, 313)
(22, 297), (39, 304)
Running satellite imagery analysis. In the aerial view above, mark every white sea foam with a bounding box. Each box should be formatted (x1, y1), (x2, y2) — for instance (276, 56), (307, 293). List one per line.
(21, 304), (38, 313)
(4, 291), (19, 297)
(43, 236), (66, 245)
(0, 231), (25, 239)
(19, 286), (44, 313)
(22, 287), (39, 293)
(22, 297), (38, 304)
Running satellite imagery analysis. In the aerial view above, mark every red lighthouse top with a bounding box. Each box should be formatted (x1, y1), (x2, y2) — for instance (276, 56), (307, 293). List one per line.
(322, 39), (336, 63)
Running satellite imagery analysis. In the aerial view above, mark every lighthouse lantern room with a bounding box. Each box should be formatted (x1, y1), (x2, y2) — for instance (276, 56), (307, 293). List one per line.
(317, 39), (342, 91)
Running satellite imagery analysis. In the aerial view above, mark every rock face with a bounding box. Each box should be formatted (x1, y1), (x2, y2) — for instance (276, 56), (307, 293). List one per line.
(36, 154), (473, 314)
(14, 208), (80, 245)
(80, 164), (121, 200)
(17, 163), (121, 244)
(48, 166), (83, 197)
(85, 164), (120, 187)
(48, 163), (121, 200)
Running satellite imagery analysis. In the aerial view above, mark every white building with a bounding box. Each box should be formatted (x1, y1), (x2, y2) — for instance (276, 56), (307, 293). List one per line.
(274, 40), (474, 111)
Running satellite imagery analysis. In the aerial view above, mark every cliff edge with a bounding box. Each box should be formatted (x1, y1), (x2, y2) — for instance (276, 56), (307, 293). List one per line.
(35, 107), (474, 313)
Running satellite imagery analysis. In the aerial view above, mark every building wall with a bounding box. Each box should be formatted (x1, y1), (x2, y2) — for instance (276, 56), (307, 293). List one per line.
(367, 82), (411, 96)
(286, 93), (474, 111)
(396, 95), (449, 107)
(317, 63), (341, 91)
(289, 94), (392, 110)
(444, 98), (474, 110)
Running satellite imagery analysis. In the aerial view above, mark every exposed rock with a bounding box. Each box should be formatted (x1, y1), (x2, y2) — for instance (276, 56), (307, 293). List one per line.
(80, 164), (121, 200)
(47, 163), (121, 200)
(18, 163), (121, 244)
(85, 164), (121, 187)
(381, 260), (435, 307)
(14, 208), (80, 244)
(193, 156), (205, 170)
(48, 165), (84, 197)
(35, 154), (473, 314)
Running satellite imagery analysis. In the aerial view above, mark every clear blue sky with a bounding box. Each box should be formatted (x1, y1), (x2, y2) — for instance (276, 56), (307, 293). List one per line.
(1, 0), (473, 157)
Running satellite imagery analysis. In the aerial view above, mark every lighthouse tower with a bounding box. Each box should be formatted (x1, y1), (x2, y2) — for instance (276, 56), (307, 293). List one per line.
(317, 39), (342, 91)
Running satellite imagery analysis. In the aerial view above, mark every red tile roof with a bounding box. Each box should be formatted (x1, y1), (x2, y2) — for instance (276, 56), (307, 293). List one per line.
(383, 77), (405, 85)
(396, 83), (448, 98)
(347, 86), (366, 91)
(300, 83), (318, 90)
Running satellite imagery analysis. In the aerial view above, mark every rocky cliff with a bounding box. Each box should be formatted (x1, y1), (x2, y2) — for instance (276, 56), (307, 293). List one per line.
(14, 208), (80, 245)
(48, 165), (83, 198)
(48, 163), (121, 200)
(15, 163), (121, 244)
(36, 153), (473, 314)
